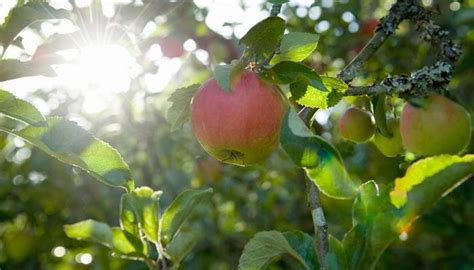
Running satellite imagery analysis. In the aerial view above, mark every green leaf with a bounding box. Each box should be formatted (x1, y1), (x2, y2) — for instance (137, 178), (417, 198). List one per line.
(372, 94), (390, 137)
(120, 187), (160, 243)
(160, 188), (213, 244)
(64, 220), (113, 248)
(238, 231), (314, 270)
(166, 230), (201, 265)
(352, 181), (398, 269)
(327, 235), (348, 270)
(0, 2), (69, 48)
(283, 231), (319, 270)
(166, 84), (199, 130)
(290, 76), (347, 109)
(0, 89), (45, 126)
(120, 194), (140, 237)
(267, 61), (327, 91)
(214, 60), (245, 92)
(271, 32), (319, 64)
(390, 155), (474, 229)
(111, 228), (147, 257)
(341, 224), (366, 270)
(280, 107), (356, 199)
(64, 220), (146, 258)
(0, 117), (134, 191)
(0, 59), (56, 82)
(239, 16), (285, 55)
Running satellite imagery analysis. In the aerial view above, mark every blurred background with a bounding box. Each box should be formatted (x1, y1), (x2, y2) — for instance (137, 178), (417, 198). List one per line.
(0, 0), (473, 269)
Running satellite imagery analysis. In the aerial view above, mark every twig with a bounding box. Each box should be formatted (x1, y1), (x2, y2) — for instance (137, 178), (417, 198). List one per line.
(297, 106), (329, 269)
(338, 0), (412, 82)
(338, 0), (462, 97)
(270, 4), (282, 17)
(306, 174), (329, 270)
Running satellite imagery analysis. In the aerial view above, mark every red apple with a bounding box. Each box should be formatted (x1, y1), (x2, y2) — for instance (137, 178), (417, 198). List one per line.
(158, 36), (184, 58)
(191, 70), (286, 166)
(400, 94), (472, 155)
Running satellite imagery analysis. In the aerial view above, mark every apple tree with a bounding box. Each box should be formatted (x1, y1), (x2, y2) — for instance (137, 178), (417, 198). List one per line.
(0, 0), (472, 269)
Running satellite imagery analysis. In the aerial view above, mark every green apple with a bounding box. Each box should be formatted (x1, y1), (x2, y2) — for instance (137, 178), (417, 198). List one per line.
(338, 107), (375, 143)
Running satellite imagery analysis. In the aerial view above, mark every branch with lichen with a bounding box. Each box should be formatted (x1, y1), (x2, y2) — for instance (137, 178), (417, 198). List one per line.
(339, 0), (462, 97)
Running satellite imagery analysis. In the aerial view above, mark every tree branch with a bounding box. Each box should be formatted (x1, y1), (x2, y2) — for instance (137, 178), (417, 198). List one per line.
(338, 0), (462, 97)
(305, 174), (329, 270)
(296, 106), (328, 269)
(338, 0), (412, 82)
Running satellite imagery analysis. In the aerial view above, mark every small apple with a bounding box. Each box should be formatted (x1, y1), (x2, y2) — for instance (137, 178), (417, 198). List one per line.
(373, 118), (404, 157)
(400, 94), (472, 155)
(338, 107), (375, 143)
(191, 70), (286, 166)
(158, 36), (184, 58)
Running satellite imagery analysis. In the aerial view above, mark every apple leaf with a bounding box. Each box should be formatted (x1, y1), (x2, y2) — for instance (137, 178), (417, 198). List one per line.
(352, 181), (398, 269)
(0, 89), (46, 126)
(166, 84), (199, 130)
(64, 220), (114, 248)
(327, 235), (348, 270)
(65, 220), (146, 258)
(214, 60), (245, 92)
(0, 117), (134, 191)
(280, 107), (357, 199)
(271, 32), (319, 64)
(160, 188), (213, 244)
(238, 230), (316, 270)
(120, 193), (140, 237)
(341, 224), (367, 270)
(390, 155), (474, 229)
(372, 94), (390, 137)
(265, 61), (327, 92)
(111, 228), (147, 257)
(283, 231), (319, 270)
(166, 230), (201, 265)
(120, 187), (161, 243)
(0, 2), (69, 49)
(290, 76), (348, 109)
(239, 16), (285, 55)
(0, 59), (56, 82)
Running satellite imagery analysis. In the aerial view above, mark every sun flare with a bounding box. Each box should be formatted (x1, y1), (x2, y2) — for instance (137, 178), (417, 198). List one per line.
(55, 44), (138, 113)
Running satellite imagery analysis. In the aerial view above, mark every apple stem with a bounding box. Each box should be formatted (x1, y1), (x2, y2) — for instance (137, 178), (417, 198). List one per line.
(337, 0), (461, 97)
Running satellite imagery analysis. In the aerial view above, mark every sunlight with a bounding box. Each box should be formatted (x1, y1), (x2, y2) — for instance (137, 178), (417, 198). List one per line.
(71, 44), (135, 93)
(55, 44), (137, 113)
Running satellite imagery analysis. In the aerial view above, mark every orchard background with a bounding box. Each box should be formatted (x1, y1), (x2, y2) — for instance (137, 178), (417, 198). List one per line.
(0, 0), (473, 269)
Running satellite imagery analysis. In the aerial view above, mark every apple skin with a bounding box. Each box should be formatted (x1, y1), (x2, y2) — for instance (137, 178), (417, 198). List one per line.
(338, 107), (375, 143)
(373, 118), (404, 157)
(191, 71), (286, 166)
(158, 36), (184, 58)
(400, 94), (472, 155)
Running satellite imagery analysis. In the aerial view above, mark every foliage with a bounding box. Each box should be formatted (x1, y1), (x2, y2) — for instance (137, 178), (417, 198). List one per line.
(0, 0), (473, 270)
